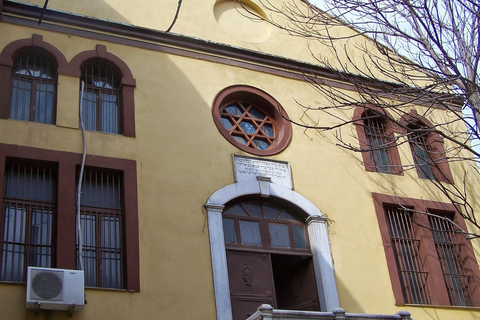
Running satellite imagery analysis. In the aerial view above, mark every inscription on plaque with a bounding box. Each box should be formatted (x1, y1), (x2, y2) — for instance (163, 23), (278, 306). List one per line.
(233, 155), (292, 189)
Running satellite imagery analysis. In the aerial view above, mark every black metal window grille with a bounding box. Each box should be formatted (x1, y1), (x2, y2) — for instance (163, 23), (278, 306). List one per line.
(10, 54), (56, 124)
(408, 124), (435, 179)
(364, 114), (393, 173)
(77, 168), (124, 289)
(81, 65), (120, 134)
(429, 214), (472, 306)
(385, 206), (430, 304)
(0, 162), (56, 282)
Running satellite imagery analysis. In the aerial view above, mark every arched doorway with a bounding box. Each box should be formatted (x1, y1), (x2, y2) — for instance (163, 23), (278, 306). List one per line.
(205, 180), (339, 320)
(223, 199), (320, 319)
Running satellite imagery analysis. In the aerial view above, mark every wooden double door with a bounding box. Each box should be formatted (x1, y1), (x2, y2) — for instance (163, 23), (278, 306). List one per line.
(227, 250), (320, 320)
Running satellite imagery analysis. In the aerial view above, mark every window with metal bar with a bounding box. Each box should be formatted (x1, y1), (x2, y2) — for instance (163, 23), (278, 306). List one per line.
(76, 168), (124, 289)
(364, 113), (394, 173)
(408, 123), (435, 179)
(0, 162), (56, 282)
(373, 194), (480, 306)
(10, 54), (56, 124)
(384, 206), (430, 304)
(354, 106), (403, 175)
(429, 214), (472, 306)
(81, 63), (120, 134)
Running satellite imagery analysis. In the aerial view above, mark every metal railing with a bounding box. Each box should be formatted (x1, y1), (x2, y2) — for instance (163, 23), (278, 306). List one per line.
(246, 305), (412, 320)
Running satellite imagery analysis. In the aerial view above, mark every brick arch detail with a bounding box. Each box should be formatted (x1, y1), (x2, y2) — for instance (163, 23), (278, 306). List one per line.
(353, 105), (403, 174)
(400, 110), (453, 183)
(69, 45), (136, 86)
(0, 34), (70, 73)
(0, 34), (72, 119)
(398, 109), (438, 135)
(353, 104), (400, 135)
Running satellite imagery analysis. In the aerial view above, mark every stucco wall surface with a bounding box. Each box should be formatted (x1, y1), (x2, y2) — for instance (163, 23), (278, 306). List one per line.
(14, 0), (425, 85)
(0, 8), (479, 320)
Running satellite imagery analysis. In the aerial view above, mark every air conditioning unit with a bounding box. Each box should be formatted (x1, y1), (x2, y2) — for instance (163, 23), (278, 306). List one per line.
(26, 267), (85, 312)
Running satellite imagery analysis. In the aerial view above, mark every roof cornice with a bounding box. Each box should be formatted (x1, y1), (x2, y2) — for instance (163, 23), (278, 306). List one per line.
(0, 0), (463, 108)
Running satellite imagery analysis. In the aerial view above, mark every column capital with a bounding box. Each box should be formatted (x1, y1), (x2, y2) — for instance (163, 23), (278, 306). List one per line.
(205, 203), (225, 213)
(306, 215), (328, 224)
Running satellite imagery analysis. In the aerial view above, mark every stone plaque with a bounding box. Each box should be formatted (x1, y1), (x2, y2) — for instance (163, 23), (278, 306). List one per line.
(233, 155), (292, 189)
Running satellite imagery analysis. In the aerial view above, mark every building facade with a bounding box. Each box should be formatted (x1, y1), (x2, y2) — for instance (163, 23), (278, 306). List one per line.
(0, 0), (479, 319)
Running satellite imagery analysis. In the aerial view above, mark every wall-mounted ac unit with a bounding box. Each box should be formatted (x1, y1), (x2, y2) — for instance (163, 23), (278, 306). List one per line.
(26, 267), (85, 312)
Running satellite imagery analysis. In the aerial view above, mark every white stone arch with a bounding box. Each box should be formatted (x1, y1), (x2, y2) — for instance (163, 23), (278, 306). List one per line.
(205, 180), (340, 320)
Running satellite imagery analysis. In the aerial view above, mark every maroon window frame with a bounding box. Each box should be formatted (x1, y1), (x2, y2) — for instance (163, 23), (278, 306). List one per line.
(384, 205), (431, 304)
(77, 168), (125, 289)
(1, 38), (136, 136)
(428, 212), (473, 306)
(0, 161), (57, 282)
(10, 53), (57, 124)
(353, 106), (403, 175)
(212, 85), (292, 156)
(399, 111), (453, 183)
(0, 35), (71, 122)
(373, 193), (480, 306)
(407, 122), (437, 180)
(364, 113), (395, 173)
(81, 60), (121, 134)
(0, 143), (139, 291)
(70, 45), (136, 137)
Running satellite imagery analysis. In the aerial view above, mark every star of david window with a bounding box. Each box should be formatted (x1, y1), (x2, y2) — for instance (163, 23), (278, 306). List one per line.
(212, 85), (292, 156)
(220, 102), (275, 151)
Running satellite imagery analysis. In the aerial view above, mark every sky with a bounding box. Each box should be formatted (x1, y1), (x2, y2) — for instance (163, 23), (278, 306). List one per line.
(306, 0), (480, 163)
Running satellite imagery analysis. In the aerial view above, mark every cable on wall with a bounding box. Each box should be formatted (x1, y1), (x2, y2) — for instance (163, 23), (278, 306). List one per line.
(38, 0), (49, 24)
(165, 0), (183, 32)
(77, 80), (87, 272)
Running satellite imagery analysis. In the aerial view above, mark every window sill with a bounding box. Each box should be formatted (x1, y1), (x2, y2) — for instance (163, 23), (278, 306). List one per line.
(85, 286), (137, 293)
(0, 280), (26, 285)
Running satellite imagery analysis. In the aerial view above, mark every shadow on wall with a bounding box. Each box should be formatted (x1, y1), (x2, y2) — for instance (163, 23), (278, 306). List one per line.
(37, 0), (182, 31)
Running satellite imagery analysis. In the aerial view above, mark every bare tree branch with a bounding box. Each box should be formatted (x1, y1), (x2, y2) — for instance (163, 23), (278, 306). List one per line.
(233, 0), (480, 237)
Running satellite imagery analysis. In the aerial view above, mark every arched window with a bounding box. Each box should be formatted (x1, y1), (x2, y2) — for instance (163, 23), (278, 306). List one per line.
(206, 180), (339, 320)
(363, 111), (395, 173)
(222, 199), (320, 320)
(407, 121), (436, 180)
(0, 35), (70, 123)
(353, 106), (402, 175)
(70, 45), (136, 137)
(81, 59), (121, 134)
(10, 51), (56, 124)
(223, 200), (308, 250)
(400, 111), (453, 182)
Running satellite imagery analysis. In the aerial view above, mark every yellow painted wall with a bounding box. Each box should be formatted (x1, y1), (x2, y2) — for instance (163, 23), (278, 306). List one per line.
(0, 2), (479, 320)
(17, 0), (418, 84)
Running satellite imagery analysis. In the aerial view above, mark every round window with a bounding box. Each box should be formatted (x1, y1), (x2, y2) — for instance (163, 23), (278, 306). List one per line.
(212, 85), (292, 156)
